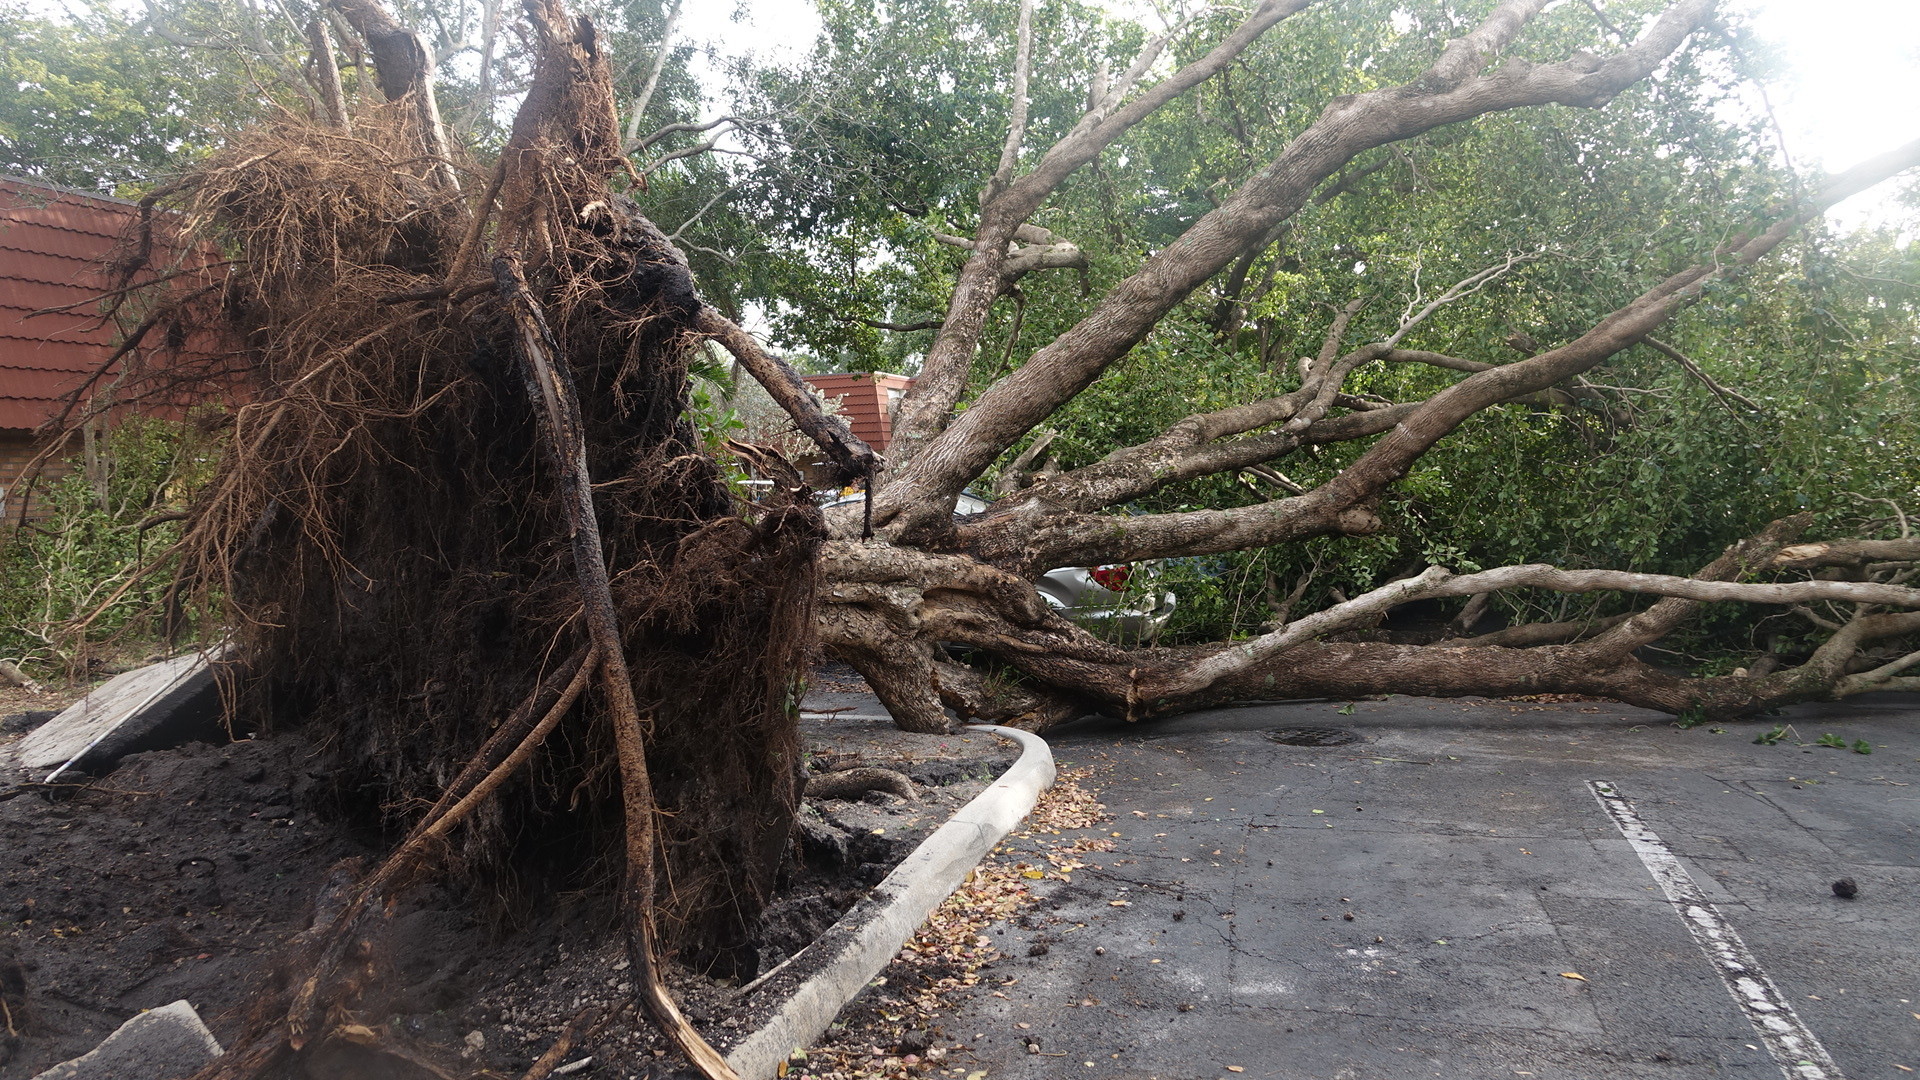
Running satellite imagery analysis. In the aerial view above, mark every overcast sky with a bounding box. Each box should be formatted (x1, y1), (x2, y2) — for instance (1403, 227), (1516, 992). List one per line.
(675, 0), (1920, 229)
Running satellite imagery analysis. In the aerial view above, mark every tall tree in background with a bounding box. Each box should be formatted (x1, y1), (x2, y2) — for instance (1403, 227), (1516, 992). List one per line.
(0, 4), (272, 191)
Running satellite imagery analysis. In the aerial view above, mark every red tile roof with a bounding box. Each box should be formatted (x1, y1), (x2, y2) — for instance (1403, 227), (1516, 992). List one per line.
(804, 372), (912, 454)
(0, 177), (146, 431)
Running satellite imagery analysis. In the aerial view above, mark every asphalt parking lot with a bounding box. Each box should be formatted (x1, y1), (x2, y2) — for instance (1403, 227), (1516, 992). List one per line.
(942, 694), (1920, 1080)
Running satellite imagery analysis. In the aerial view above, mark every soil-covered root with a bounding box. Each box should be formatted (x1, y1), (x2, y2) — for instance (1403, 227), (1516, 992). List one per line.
(806, 767), (919, 802)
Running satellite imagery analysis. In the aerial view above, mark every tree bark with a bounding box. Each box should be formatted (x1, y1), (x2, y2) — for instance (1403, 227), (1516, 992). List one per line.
(329, 0), (460, 193)
(821, 514), (1920, 731)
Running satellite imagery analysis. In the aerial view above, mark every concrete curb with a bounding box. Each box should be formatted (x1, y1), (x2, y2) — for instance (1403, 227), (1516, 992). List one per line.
(724, 724), (1055, 1080)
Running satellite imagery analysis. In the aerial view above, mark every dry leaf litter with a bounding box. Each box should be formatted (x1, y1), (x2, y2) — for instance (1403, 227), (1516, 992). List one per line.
(785, 769), (1111, 1080)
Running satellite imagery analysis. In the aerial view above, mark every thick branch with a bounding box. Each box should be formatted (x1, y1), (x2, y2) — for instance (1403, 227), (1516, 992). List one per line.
(881, 0), (1715, 538)
(986, 0), (1035, 199)
(829, 514), (1914, 732)
(1450, 613), (1630, 648)
(990, 429), (1058, 496)
(887, 0), (1317, 469)
(474, 0), (500, 119)
(622, 0), (681, 146)
(307, 18), (348, 128)
(933, 224), (1087, 286)
(328, 0), (460, 193)
(1163, 527), (1903, 697)
(846, 315), (944, 333)
(699, 309), (878, 486)
(1773, 539), (1920, 569)
(1835, 641), (1920, 696)
(328, 0), (426, 98)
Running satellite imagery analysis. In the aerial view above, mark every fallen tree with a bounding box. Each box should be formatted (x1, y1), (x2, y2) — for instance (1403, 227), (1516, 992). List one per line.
(64, 0), (1920, 1073)
(797, 0), (1920, 732)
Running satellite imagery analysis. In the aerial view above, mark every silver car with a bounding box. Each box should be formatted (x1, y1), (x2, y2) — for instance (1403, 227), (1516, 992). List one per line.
(825, 491), (1176, 643)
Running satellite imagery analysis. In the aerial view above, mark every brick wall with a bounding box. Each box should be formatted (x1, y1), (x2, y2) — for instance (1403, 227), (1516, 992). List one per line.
(0, 429), (78, 523)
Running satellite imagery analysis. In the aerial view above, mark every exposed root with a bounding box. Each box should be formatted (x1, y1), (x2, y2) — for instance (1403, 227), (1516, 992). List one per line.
(806, 767), (919, 803)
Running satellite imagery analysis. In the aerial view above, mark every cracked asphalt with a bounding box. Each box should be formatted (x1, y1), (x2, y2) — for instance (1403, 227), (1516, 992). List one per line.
(934, 694), (1920, 1080)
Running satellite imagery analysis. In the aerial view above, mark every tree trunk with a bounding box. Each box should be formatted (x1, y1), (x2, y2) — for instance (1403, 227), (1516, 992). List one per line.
(817, 516), (1920, 732)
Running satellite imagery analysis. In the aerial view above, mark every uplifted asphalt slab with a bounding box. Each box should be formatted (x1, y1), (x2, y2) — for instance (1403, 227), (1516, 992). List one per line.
(941, 694), (1920, 1080)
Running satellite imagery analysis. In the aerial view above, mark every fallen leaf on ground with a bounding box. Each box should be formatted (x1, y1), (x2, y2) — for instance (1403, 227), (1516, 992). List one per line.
(1559, 972), (1588, 981)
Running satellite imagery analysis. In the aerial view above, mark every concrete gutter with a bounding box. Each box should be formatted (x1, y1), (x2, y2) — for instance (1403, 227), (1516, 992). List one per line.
(725, 724), (1054, 1080)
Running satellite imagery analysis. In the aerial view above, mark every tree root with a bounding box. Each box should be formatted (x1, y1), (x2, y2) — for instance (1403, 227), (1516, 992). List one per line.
(806, 766), (919, 802)
(520, 1005), (610, 1080)
(495, 253), (738, 1079)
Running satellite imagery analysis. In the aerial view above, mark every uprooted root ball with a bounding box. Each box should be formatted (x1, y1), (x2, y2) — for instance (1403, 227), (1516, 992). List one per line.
(120, 72), (819, 983)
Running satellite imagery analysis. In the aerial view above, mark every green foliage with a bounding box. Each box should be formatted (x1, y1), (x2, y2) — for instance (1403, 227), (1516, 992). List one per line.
(0, 418), (219, 673)
(0, 4), (283, 193)
(1808, 733), (1875, 754)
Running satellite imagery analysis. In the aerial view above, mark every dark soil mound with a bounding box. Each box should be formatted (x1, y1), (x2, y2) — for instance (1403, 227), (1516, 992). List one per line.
(0, 698), (1016, 1078)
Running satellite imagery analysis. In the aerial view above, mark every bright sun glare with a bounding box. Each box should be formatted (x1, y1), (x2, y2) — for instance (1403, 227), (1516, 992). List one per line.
(1740, 0), (1920, 223)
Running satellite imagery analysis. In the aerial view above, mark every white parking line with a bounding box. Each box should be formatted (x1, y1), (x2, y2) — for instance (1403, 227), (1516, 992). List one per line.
(1587, 780), (1844, 1080)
